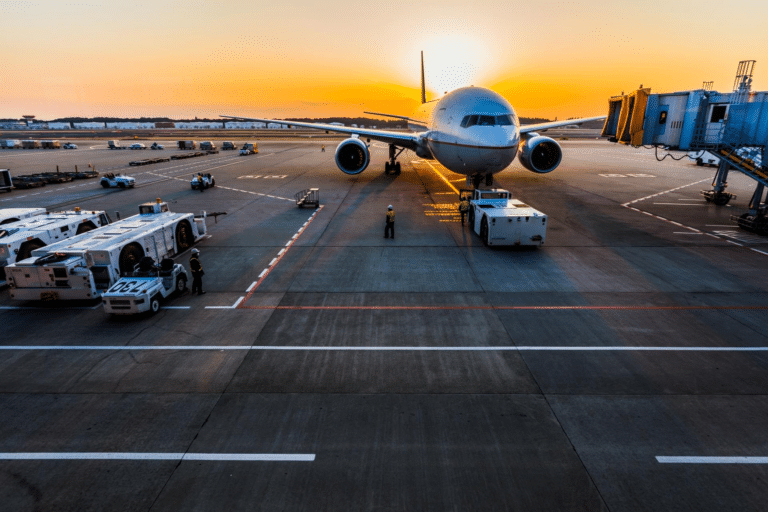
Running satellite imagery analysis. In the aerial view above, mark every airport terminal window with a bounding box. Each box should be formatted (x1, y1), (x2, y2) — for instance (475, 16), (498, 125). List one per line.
(710, 105), (727, 123)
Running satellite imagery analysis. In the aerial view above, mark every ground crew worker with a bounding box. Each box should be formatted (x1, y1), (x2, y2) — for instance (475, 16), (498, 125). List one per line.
(458, 196), (470, 225)
(384, 205), (395, 239)
(321, 145), (325, 152)
(189, 248), (205, 295)
(197, 174), (205, 193)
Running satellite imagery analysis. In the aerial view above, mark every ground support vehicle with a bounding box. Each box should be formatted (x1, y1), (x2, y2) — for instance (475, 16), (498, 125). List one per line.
(200, 141), (217, 151)
(6, 200), (206, 301)
(0, 170), (13, 193)
(108, 140), (126, 149)
(0, 209), (109, 279)
(0, 208), (46, 225)
(1, 140), (21, 149)
(191, 173), (215, 190)
(150, 143), (164, 150)
(41, 140), (61, 149)
(102, 257), (188, 314)
(177, 141), (197, 150)
(465, 188), (548, 247)
(22, 140), (41, 149)
(129, 157), (171, 166)
(129, 143), (146, 150)
(32, 172), (73, 184)
(13, 176), (46, 189)
(222, 141), (236, 150)
(240, 142), (258, 155)
(63, 143), (78, 149)
(100, 173), (135, 188)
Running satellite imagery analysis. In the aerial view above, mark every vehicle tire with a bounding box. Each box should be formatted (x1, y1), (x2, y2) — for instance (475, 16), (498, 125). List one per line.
(118, 242), (144, 274)
(211, 179), (215, 187)
(150, 295), (161, 314)
(17, 239), (45, 261)
(100, 180), (110, 188)
(118, 182), (126, 189)
(696, 159), (703, 166)
(176, 275), (187, 294)
(480, 217), (489, 246)
(468, 207), (475, 228)
(76, 221), (96, 234)
(713, 194), (731, 206)
(175, 220), (194, 252)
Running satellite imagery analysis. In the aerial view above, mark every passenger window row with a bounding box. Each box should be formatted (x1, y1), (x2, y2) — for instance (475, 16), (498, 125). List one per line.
(460, 114), (517, 128)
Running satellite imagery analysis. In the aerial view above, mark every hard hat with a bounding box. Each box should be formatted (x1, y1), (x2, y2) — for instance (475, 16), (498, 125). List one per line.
(191, 248), (199, 254)
(388, 205), (393, 209)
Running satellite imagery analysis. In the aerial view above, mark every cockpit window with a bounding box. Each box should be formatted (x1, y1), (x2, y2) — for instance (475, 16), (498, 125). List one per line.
(460, 114), (518, 128)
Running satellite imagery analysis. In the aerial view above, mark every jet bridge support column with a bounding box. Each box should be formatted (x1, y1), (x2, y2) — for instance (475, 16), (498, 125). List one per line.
(701, 159), (736, 205)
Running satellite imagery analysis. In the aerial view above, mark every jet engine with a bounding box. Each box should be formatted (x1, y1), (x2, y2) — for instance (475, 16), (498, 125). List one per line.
(334, 138), (370, 175)
(518, 134), (562, 174)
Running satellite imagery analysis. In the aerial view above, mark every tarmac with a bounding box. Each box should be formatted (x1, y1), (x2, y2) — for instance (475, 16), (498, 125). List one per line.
(1, 135), (767, 511)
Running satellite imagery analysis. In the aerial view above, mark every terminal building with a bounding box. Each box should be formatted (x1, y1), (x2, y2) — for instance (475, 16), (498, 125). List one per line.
(603, 61), (768, 234)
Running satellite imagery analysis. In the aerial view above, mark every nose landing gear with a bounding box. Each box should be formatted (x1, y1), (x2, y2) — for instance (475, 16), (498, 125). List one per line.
(384, 144), (404, 175)
(468, 173), (494, 189)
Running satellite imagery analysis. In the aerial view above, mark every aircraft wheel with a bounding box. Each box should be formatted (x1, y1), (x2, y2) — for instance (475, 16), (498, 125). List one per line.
(395, 162), (401, 175)
(384, 162), (391, 175)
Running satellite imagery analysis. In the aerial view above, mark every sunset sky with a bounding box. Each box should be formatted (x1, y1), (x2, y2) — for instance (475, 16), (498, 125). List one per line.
(2, 0), (767, 121)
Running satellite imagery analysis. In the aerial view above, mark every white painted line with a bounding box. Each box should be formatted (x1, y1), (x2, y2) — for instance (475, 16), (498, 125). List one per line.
(656, 456), (768, 464)
(3, 346), (768, 351)
(232, 296), (245, 308)
(673, 232), (703, 235)
(160, 306), (191, 310)
(278, 248), (285, 256)
(727, 240), (743, 246)
(258, 269), (268, 278)
(291, 234), (298, 239)
(705, 225), (736, 227)
(0, 452), (315, 462)
(652, 203), (705, 206)
(247, 281), (258, 292)
(285, 241), (293, 247)
(751, 248), (768, 256)
(269, 258), (278, 266)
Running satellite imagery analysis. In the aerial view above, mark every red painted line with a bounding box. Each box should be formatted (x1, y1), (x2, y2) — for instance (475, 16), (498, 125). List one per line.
(237, 206), (324, 307)
(237, 305), (768, 311)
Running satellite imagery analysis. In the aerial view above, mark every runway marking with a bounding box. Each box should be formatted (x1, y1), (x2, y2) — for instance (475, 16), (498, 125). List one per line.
(0, 452), (315, 462)
(3, 345), (768, 352)
(237, 304), (768, 311)
(204, 296), (244, 309)
(0, 305), (101, 310)
(238, 206), (324, 302)
(656, 456), (768, 464)
(247, 281), (258, 292)
(420, 160), (460, 195)
(623, 178), (710, 207)
(652, 203), (705, 206)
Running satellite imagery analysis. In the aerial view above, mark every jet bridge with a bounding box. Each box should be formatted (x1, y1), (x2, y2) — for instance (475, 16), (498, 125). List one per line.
(602, 61), (768, 234)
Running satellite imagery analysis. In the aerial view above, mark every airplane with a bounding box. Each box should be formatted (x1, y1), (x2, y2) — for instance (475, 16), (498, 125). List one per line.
(223, 52), (605, 188)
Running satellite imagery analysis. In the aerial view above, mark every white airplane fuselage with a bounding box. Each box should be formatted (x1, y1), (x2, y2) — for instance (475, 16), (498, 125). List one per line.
(407, 87), (521, 176)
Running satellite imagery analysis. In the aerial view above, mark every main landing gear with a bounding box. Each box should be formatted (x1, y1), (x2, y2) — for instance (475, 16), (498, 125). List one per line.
(384, 144), (404, 175)
(468, 173), (494, 189)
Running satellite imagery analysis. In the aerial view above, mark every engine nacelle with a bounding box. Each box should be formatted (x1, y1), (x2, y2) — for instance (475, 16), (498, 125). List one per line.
(334, 138), (370, 175)
(518, 134), (562, 174)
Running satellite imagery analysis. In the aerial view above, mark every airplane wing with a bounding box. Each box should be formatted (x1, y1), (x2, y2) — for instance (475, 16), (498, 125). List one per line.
(220, 115), (420, 150)
(520, 116), (606, 134)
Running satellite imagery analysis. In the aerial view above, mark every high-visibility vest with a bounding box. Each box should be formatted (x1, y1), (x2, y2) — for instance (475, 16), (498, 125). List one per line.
(386, 210), (395, 222)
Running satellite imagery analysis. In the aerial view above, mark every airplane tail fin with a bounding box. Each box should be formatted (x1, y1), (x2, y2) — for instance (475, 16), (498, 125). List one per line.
(420, 51), (426, 104)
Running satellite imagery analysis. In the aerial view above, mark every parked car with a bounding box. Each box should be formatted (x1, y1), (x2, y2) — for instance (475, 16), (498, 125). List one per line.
(129, 143), (146, 150)
(222, 141), (237, 150)
(63, 143), (78, 149)
(150, 142), (164, 150)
